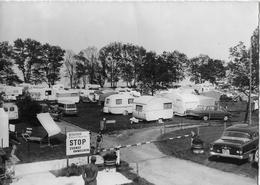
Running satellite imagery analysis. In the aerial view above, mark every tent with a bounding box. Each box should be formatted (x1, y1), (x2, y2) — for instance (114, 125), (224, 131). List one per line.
(200, 90), (223, 101)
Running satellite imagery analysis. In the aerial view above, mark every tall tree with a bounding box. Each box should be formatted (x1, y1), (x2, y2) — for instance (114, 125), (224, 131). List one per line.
(188, 54), (226, 84)
(99, 42), (123, 87)
(63, 50), (78, 88)
(138, 51), (167, 95)
(161, 50), (188, 85)
(12, 38), (42, 83)
(39, 44), (65, 87)
(227, 28), (259, 122)
(0, 41), (21, 85)
(118, 44), (146, 87)
(75, 47), (103, 88)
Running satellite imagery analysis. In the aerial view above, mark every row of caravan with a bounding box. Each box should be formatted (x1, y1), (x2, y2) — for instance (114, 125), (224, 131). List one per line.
(103, 92), (216, 121)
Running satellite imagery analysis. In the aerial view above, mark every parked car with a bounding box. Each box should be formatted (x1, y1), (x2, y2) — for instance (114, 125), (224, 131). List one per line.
(209, 124), (259, 161)
(186, 105), (231, 121)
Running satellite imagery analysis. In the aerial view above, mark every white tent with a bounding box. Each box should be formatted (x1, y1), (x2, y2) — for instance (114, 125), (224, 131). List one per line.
(37, 113), (61, 137)
(0, 108), (9, 148)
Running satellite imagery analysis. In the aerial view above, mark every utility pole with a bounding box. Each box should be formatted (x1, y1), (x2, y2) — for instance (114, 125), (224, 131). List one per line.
(249, 40), (252, 125)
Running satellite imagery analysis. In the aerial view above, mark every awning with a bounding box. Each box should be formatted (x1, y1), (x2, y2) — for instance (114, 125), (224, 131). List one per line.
(37, 113), (61, 137)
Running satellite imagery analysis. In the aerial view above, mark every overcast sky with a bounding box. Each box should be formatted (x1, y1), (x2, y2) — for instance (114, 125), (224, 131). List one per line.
(0, 1), (258, 61)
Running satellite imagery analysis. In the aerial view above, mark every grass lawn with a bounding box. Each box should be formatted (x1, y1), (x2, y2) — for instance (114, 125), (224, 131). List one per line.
(155, 125), (258, 178)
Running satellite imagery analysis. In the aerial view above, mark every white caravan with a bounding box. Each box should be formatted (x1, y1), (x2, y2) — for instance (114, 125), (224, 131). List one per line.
(28, 88), (56, 101)
(157, 92), (216, 116)
(3, 102), (19, 121)
(103, 94), (135, 114)
(0, 85), (23, 100)
(132, 96), (173, 121)
(56, 90), (80, 103)
(115, 87), (141, 97)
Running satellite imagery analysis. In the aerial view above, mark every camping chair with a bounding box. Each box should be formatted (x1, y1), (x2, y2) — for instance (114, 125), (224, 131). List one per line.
(21, 128), (49, 146)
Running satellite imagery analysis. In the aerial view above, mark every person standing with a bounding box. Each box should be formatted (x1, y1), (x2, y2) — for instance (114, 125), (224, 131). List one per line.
(96, 132), (103, 154)
(82, 156), (98, 185)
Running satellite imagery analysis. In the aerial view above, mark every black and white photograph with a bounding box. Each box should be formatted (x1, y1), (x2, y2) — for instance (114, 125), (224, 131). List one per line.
(0, 1), (259, 185)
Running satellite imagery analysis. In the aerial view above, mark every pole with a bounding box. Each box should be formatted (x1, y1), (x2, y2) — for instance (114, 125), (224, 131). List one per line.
(65, 127), (69, 168)
(249, 44), (252, 125)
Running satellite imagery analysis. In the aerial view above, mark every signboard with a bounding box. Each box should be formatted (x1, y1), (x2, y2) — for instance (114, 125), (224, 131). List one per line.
(66, 131), (90, 156)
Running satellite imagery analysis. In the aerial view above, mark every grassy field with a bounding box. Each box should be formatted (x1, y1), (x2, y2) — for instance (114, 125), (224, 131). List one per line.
(155, 125), (258, 178)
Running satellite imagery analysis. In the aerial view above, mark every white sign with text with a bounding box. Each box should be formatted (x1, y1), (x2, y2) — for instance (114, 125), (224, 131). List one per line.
(66, 131), (90, 156)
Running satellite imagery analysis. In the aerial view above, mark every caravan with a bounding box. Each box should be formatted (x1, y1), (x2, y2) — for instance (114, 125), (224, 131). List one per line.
(56, 90), (80, 103)
(157, 92), (216, 116)
(103, 94), (135, 114)
(132, 96), (173, 121)
(28, 88), (56, 101)
(3, 102), (19, 121)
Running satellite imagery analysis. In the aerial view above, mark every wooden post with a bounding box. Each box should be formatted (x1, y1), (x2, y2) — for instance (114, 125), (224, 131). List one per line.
(65, 127), (69, 169)
(197, 127), (200, 136)
(136, 163), (139, 182)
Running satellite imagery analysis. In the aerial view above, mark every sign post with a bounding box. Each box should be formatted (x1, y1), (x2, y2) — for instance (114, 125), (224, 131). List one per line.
(66, 131), (90, 166)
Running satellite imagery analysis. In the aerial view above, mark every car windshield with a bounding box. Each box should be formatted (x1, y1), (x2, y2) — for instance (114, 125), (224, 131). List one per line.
(222, 131), (251, 139)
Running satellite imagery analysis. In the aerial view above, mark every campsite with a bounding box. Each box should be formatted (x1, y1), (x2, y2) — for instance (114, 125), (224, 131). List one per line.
(0, 3), (259, 185)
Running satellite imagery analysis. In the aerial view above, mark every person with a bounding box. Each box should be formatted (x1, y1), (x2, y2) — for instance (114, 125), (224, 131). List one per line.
(82, 156), (98, 185)
(96, 132), (103, 154)
(100, 118), (106, 133)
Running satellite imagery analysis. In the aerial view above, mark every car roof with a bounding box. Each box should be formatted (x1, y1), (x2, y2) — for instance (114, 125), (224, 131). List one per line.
(225, 124), (258, 134)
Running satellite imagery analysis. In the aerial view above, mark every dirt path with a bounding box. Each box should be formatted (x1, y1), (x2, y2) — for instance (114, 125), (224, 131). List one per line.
(102, 126), (257, 185)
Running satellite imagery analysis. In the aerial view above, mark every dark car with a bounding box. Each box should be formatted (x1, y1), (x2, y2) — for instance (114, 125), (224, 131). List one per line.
(209, 124), (259, 160)
(186, 105), (231, 121)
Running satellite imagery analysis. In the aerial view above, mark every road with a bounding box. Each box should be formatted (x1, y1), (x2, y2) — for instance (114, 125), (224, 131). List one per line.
(102, 126), (257, 185)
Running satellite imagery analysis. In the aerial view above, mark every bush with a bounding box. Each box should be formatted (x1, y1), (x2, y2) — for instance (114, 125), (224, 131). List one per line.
(16, 91), (42, 125)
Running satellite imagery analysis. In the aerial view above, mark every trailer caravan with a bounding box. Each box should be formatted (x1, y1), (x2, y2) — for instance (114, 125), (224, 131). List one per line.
(3, 102), (19, 121)
(0, 85), (23, 100)
(56, 90), (80, 103)
(157, 92), (216, 116)
(132, 96), (173, 121)
(103, 94), (135, 114)
(28, 88), (56, 101)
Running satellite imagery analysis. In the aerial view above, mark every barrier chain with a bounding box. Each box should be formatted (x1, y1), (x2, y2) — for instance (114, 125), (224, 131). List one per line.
(101, 134), (190, 152)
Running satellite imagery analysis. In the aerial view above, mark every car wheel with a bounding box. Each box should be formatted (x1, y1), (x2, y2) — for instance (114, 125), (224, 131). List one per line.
(203, 116), (209, 121)
(223, 116), (229, 121)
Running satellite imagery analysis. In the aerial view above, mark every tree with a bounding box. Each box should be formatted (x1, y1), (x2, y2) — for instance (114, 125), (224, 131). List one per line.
(160, 50), (188, 85)
(0, 41), (22, 85)
(227, 28), (259, 122)
(188, 54), (226, 84)
(63, 50), (78, 88)
(35, 44), (65, 87)
(138, 51), (167, 95)
(99, 42), (123, 87)
(75, 47), (103, 88)
(12, 38), (42, 83)
(118, 44), (146, 87)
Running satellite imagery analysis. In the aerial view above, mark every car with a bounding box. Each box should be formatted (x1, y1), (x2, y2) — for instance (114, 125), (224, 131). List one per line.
(209, 124), (259, 160)
(186, 105), (231, 121)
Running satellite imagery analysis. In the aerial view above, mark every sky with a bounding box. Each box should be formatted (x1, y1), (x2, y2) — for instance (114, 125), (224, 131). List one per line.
(0, 1), (258, 61)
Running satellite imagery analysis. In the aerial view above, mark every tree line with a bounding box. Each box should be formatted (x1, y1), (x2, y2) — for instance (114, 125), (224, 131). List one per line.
(0, 28), (259, 96)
